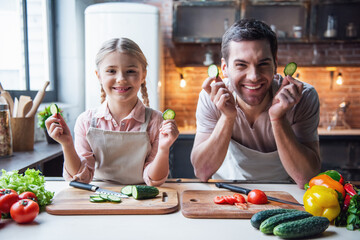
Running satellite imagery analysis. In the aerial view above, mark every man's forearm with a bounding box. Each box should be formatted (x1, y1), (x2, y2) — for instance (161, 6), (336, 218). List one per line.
(271, 119), (321, 188)
(191, 115), (235, 181)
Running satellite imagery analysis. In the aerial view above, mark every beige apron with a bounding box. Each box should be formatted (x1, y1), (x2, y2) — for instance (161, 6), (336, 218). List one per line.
(86, 108), (152, 184)
(213, 139), (290, 181)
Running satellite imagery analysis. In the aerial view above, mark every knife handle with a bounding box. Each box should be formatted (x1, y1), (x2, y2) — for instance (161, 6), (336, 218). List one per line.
(70, 181), (98, 191)
(215, 182), (250, 195)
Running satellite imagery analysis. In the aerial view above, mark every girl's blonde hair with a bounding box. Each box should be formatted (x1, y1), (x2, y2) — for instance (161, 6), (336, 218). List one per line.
(95, 38), (149, 107)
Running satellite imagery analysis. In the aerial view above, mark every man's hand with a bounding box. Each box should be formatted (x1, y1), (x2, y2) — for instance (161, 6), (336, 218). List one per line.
(269, 75), (303, 121)
(202, 76), (237, 119)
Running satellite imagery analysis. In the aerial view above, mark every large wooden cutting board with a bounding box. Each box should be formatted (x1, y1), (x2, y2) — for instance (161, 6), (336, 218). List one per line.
(181, 190), (304, 219)
(46, 186), (179, 215)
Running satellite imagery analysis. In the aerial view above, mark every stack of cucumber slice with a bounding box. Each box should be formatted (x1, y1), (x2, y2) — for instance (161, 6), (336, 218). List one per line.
(89, 194), (121, 203)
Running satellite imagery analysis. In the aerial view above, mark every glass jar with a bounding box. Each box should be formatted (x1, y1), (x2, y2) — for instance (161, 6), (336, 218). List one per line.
(0, 96), (13, 157)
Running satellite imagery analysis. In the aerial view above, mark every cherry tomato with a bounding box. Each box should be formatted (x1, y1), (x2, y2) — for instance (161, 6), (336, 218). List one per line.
(233, 193), (246, 203)
(247, 189), (268, 204)
(0, 189), (19, 213)
(19, 191), (38, 202)
(10, 199), (39, 224)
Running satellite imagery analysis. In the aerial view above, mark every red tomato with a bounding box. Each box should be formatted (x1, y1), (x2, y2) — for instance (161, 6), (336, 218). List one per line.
(247, 189), (268, 204)
(0, 189), (19, 213)
(214, 196), (226, 204)
(19, 191), (38, 202)
(224, 196), (236, 205)
(10, 199), (39, 224)
(233, 193), (246, 203)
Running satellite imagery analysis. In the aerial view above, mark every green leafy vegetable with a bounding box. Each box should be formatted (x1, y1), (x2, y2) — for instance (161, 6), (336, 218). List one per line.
(335, 187), (360, 231)
(0, 169), (54, 209)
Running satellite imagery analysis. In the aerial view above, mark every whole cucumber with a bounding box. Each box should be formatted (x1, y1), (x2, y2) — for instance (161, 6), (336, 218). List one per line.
(250, 209), (299, 229)
(260, 211), (312, 234)
(273, 216), (330, 239)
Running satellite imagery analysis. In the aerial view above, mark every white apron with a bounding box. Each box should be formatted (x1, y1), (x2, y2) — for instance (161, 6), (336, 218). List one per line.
(86, 108), (152, 184)
(213, 139), (290, 181)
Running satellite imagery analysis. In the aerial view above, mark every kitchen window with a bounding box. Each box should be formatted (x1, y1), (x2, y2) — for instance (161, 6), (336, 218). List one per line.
(0, 0), (56, 101)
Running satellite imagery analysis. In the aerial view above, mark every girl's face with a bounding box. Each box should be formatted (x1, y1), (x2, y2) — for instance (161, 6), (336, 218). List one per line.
(221, 40), (276, 107)
(96, 51), (146, 105)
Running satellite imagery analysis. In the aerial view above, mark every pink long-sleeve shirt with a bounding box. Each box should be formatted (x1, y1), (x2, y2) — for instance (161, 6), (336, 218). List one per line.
(63, 99), (167, 186)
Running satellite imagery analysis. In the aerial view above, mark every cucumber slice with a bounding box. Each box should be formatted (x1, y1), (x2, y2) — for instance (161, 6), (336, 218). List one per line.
(207, 64), (219, 78)
(162, 109), (176, 120)
(89, 196), (106, 203)
(99, 194), (109, 200)
(107, 195), (121, 203)
(121, 185), (134, 196)
(49, 103), (59, 115)
(284, 62), (297, 77)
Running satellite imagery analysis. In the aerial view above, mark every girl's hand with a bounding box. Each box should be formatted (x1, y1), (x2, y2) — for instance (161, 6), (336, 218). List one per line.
(269, 75), (303, 121)
(158, 120), (179, 151)
(202, 76), (236, 120)
(45, 113), (73, 146)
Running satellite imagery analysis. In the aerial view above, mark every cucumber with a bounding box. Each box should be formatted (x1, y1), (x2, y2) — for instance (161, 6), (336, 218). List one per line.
(90, 196), (106, 203)
(121, 185), (134, 196)
(132, 185), (159, 200)
(273, 216), (330, 239)
(207, 64), (219, 78)
(90, 194), (121, 203)
(49, 103), (59, 115)
(284, 62), (297, 77)
(162, 109), (176, 120)
(107, 195), (121, 203)
(99, 194), (109, 200)
(250, 209), (299, 229)
(260, 211), (312, 234)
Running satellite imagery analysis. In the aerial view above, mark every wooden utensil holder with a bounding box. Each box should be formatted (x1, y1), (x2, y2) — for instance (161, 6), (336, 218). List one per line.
(11, 116), (35, 151)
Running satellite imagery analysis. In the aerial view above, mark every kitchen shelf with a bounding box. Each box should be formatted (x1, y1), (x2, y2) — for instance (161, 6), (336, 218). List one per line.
(172, 0), (241, 43)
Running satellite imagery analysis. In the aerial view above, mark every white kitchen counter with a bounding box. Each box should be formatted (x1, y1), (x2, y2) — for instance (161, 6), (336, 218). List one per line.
(0, 179), (358, 240)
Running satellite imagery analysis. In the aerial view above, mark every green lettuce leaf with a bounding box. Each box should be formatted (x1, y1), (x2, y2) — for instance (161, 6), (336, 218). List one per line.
(0, 169), (54, 208)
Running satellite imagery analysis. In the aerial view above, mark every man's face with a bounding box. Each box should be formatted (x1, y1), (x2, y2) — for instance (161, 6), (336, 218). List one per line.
(221, 40), (276, 107)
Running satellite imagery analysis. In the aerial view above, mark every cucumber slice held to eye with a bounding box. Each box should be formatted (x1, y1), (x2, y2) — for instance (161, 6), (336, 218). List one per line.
(284, 62), (297, 77)
(162, 109), (176, 120)
(49, 103), (59, 115)
(207, 64), (219, 78)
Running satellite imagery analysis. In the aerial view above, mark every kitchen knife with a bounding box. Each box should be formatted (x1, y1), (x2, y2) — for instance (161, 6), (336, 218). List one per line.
(70, 181), (129, 198)
(215, 182), (303, 206)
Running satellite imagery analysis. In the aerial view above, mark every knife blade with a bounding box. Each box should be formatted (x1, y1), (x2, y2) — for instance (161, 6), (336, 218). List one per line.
(215, 182), (303, 206)
(70, 181), (129, 198)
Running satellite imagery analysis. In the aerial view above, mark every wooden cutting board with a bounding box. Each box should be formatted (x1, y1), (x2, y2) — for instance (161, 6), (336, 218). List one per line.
(181, 190), (304, 219)
(46, 186), (179, 215)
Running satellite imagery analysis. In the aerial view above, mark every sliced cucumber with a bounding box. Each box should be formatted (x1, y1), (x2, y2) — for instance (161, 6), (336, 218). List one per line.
(207, 64), (219, 78)
(99, 194), (109, 200)
(49, 103), (59, 115)
(162, 109), (176, 120)
(89, 194), (121, 203)
(90, 196), (106, 203)
(284, 62), (297, 77)
(121, 185), (134, 196)
(107, 195), (121, 203)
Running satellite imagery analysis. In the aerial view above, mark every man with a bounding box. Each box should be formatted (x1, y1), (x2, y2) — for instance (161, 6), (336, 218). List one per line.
(190, 19), (320, 188)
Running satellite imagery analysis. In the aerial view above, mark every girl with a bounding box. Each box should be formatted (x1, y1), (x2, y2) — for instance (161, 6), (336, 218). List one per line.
(45, 38), (179, 186)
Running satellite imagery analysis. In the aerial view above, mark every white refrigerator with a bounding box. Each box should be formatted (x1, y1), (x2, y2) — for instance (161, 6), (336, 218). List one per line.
(84, 3), (162, 110)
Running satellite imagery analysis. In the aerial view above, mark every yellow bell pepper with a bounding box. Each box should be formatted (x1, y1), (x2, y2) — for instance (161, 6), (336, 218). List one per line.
(303, 185), (340, 221)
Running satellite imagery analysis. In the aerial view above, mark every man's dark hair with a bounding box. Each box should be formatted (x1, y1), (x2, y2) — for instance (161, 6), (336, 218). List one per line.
(221, 19), (278, 66)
